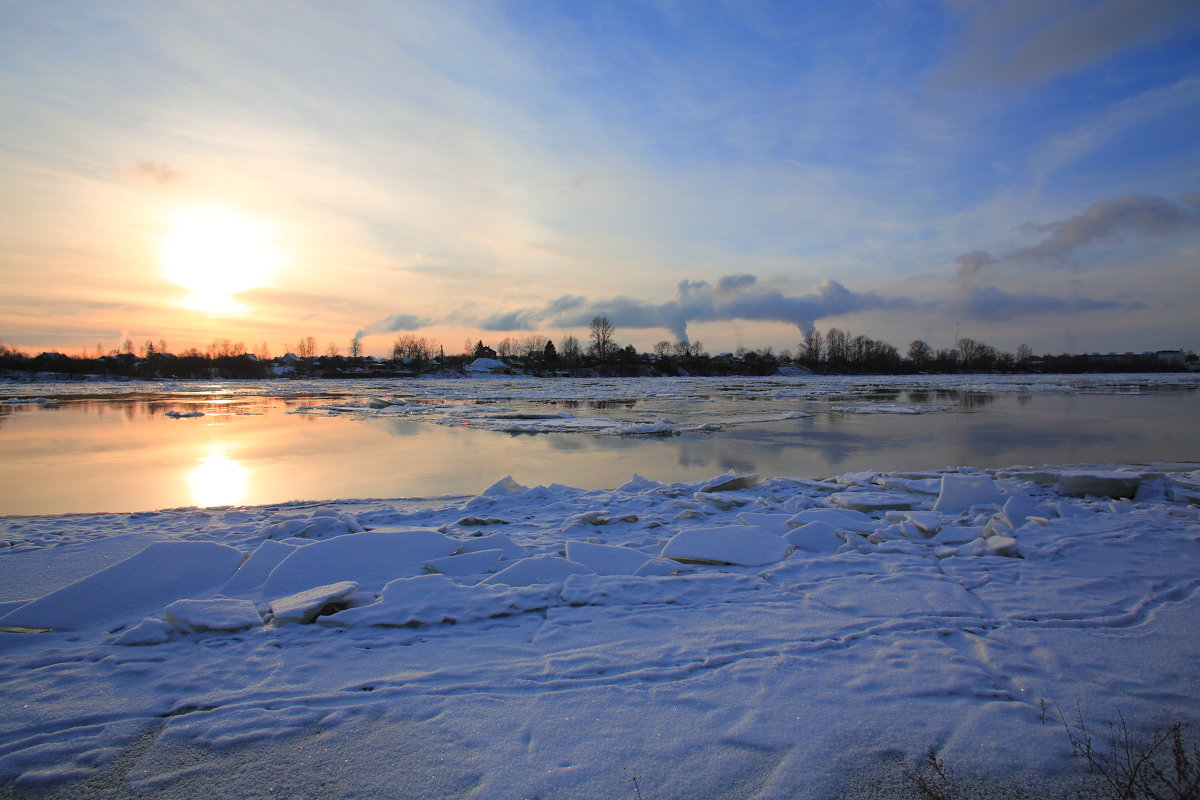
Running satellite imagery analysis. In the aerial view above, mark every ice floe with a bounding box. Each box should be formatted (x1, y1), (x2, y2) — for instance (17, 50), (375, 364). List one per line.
(268, 581), (360, 625)
(261, 530), (459, 597)
(163, 598), (262, 632)
(661, 525), (794, 566)
(0, 541), (243, 632)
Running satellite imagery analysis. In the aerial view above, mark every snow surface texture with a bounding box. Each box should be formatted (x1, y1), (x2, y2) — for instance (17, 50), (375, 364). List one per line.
(1, 464), (1199, 799)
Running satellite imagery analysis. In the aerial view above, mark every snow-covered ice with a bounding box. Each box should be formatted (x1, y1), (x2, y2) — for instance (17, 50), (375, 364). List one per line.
(0, 541), (244, 632)
(2, 460), (1199, 798)
(661, 525), (794, 566)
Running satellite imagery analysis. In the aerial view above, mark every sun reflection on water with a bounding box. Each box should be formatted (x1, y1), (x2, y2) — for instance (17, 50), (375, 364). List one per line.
(188, 445), (250, 507)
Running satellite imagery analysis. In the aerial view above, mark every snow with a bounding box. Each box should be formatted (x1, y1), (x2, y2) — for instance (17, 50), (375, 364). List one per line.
(2, 382), (1200, 798)
(482, 554), (595, 586)
(326, 573), (557, 628)
(0, 541), (243, 632)
(260, 530), (459, 597)
(268, 581), (360, 625)
(932, 472), (1006, 513)
(163, 598), (262, 632)
(564, 540), (657, 575)
(423, 548), (505, 576)
(782, 521), (846, 552)
(661, 525), (794, 566)
(111, 616), (173, 646)
(452, 531), (529, 560)
(699, 472), (760, 492)
(786, 507), (876, 533)
(830, 490), (920, 511)
(1055, 469), (1145, 498)
(219, 539), (297, 596)
(464, 357), (508, 373)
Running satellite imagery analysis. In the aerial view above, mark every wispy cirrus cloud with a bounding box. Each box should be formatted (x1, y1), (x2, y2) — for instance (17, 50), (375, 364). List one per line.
(1030, 76), (1200, 186)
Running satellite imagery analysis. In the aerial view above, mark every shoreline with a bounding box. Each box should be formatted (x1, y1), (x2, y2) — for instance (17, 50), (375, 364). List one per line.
(2, 462), (1198, 798)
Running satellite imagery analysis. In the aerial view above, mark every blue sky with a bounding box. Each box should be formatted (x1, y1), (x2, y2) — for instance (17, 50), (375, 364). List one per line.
(1, 0), (1198, 357)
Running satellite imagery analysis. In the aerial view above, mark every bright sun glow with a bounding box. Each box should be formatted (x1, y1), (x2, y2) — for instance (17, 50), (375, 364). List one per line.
(159, 206), (283, 314)
(188, 445), (251, 507)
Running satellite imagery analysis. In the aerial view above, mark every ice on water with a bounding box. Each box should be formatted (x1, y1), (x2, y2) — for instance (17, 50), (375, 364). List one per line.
(264, 371), (1200, 437)
(2, 455), (1199, 798)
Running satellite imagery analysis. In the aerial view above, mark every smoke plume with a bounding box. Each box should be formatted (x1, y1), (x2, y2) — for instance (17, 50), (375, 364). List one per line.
(480, 275), (912, 342)
(355, 313), (427, 339)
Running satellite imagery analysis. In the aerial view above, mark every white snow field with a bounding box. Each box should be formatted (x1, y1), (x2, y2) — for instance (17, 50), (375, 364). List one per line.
(2, 462), (1199, 799)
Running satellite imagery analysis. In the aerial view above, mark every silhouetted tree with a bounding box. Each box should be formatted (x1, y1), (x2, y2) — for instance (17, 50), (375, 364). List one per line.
(589, 316), (615, 359)
(392, 335), (434, 365)
(907, 340), (933, 369)
(956, 337), (997, 370)
(561, 335), (581, 361)
(825, 328), (849, 365)
(521, 335), (548, 359)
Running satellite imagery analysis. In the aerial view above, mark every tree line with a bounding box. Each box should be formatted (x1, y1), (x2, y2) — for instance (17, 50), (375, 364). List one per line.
(1, 315), (1193, 380)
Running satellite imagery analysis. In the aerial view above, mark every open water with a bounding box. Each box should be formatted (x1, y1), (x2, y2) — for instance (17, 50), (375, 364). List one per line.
(1, 374), (1197, 515)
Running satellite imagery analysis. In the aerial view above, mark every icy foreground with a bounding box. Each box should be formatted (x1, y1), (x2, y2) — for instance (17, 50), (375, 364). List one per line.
(2, 465), (1199, 799)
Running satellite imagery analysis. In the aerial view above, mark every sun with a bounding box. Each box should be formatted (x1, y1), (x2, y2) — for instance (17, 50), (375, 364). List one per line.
(159, 206), (283, 313)
(188, 445), (250, 507)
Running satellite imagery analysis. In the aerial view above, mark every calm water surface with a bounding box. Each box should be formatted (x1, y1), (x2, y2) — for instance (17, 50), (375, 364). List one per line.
(1, 380), (1197, 515)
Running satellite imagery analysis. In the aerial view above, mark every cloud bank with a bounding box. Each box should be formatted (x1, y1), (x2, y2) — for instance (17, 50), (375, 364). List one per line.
(360, 268), (1151, 344)
(481, 275), (914, 342)
(357, 193), (1194, 344)
(945, 192), (1192, 326)
(960, 286), (1145, 322)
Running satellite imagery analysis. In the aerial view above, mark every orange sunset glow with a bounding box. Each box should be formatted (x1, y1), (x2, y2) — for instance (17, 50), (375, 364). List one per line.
(1, 2), (1196, 359)
(159, 207), (284, 315)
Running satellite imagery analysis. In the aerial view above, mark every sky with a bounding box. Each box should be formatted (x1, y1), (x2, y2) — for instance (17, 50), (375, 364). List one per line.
(1, 0), (1199, 359)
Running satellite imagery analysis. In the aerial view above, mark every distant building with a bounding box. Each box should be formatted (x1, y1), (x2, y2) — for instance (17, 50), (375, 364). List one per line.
(1156, 350), (1185, 366)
